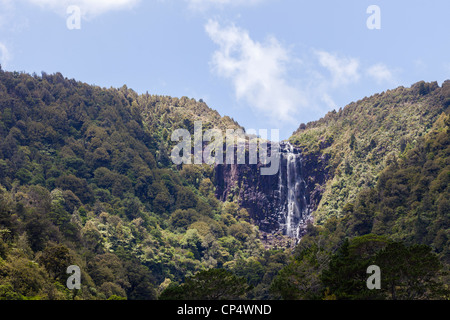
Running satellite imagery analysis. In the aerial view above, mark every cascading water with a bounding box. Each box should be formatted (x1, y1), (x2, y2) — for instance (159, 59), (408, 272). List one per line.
(277, 142), (309, 239)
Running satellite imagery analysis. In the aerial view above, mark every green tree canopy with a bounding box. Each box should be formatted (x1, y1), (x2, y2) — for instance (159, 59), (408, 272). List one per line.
(159, 268), (250, 300)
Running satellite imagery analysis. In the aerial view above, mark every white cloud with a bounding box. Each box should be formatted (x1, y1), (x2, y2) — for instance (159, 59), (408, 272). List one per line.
(366, 63), (395, 85)
(24, 0), (141, 18)
(204, 20), (400, 128)
(205, 19), (306, 125)
(316, 50), (360, 87)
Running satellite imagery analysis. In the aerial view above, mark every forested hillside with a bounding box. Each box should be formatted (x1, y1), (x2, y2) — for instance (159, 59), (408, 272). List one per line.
(291, 80), (450, 224)
(0, 69), (276, 300)
(0, 69), (448, 300)
(273, 111), (449, 300)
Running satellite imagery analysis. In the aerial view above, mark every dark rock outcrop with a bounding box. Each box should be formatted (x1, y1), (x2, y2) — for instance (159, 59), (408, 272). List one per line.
(214, 141), (330, 236)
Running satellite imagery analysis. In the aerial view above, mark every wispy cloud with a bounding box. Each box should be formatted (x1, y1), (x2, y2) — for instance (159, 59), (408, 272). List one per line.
(24, 0), (141, 19)
(366, 63), (396, 85)
(205, 19), (306, 125)
(205, 19), (401, 129)
(316, 50), (360, 87)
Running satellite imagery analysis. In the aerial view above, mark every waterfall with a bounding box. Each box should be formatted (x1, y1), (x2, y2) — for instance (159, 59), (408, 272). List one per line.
(277, 142), (309, 239)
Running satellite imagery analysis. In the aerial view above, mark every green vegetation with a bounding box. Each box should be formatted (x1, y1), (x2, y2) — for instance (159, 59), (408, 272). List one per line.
(340, 112), (450, 260)
(0, 69), (448, 300)
(274, 110), (449, 300)
(272, 233), (447, 300)
(0, 69), (264, 300)
(159, 268), (251, 300)
(291, 80), (450, 224)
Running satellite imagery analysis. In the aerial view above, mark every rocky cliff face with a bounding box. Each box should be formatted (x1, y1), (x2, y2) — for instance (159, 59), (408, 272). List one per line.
(214, 141), (330, 237)
(214, 149), (280, 232)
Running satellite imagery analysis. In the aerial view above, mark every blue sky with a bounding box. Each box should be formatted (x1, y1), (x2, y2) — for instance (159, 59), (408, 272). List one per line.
(1, 0), (449, 140)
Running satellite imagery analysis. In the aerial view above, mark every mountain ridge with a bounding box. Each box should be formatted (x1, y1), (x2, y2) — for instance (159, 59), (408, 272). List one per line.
(289, 79), (450, 224)
(0, 69), (448, 300)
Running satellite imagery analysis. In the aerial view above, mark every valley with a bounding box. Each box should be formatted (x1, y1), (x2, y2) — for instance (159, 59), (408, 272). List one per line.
(0, 69), (448, 300)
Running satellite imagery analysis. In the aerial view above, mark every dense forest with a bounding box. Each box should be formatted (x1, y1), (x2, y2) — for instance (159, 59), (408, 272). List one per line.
(0, 69), (448, 300)
(0, 69), (268, 300)
(291, 80), (449, 224)
(274, 112), (449, 300)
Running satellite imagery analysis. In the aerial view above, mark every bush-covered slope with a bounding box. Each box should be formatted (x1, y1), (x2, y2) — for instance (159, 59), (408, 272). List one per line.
(0, 69), (266, 300)
(340, 112), (450, 261)
(0, 69), (448, 300)
(271, 112), (449, 300)
(290, 80), (450, 224)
